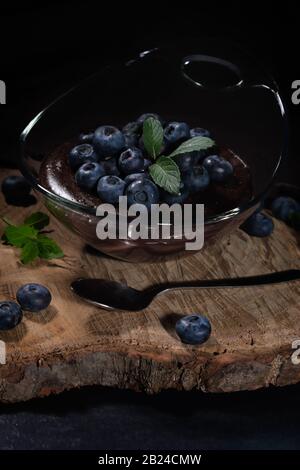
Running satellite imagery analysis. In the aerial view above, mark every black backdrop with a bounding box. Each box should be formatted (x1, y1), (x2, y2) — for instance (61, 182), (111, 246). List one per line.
(0, 2), (299, 180)
(0, 2), (300, 451)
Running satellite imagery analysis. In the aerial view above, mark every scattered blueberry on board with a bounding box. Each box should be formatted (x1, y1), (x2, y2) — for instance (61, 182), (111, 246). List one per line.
(1, 175), (36, 207)
(241, 193), (300, 238)
(271, 196), (300, 223)
(0, 283), (52, 331)
(175, 314), (211, 345)
(0, 301), (23, 330)
(241, 211), (274, 237)
(16, 283), (52, 312)
(69, 114), (234, 208)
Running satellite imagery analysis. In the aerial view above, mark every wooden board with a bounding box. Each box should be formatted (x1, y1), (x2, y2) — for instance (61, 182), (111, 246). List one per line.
(0, 168), (300, 403)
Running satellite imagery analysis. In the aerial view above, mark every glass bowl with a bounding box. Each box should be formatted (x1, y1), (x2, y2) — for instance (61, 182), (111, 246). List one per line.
(20, 40), (287, 262)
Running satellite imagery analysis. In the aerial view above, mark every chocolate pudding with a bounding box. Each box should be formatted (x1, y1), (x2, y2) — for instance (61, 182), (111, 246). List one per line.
(39, 143), (252, 218)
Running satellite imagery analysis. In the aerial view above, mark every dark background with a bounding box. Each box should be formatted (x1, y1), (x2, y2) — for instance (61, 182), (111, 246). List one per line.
(0, 2), (300, 450)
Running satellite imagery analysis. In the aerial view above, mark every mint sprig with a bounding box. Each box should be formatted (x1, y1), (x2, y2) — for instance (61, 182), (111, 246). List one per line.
(142, 117), (216, 195)
(1, 211), (64, 264)
(149, 157), (181, 195)
(142, 117), (164, 159)
(24, 212), (50, 230)
(168, 136), (215, 157)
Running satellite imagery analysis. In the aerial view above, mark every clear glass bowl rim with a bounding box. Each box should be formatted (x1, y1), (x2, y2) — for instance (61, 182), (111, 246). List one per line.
(19, 47), (288, 224)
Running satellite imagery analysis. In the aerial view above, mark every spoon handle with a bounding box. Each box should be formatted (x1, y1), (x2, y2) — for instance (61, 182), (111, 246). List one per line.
(150, 269), (300, 295)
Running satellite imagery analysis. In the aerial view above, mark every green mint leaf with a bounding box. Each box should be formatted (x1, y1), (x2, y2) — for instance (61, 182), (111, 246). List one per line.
(169, 136), (215, 157)
(37, 235), (64, 260)
(4, 224), (38, 247)
(1, 210), (64, 264)
(142, 117), (164, 159)
(21, 240), (39, 264)
(149, 157), (181, 195)
(24, 211), (50, 230)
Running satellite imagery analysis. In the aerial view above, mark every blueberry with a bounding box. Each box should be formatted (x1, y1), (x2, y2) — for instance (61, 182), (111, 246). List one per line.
(137, 113), (163, 127)
(203, 154), (222, 171)
(119, 147), (144, 175)
(144, 158), (152, 170)
(174, 153), (195, 173)
(122, 121), (141, 135)
(93, 125), (125, 158)
(164, 122), (190, 150)
(1, 175), (31, 199)
(184, 165), (210, 193)
(124, 133), (139, 148)
(1, 175), (35, 207)
(69, 144), (98, 170)
(210, 159), (233, 183)
(126, 179), (159, 209)
(122, 122), (141, 148)
(160, 182), (189, 204)
(138, 136), (146, 155)
(190, 127), (211, 138)
(190, 129), (214, 163)
(16, 283), (52, 312)
(203, 155), (233, 183)
(175, 314), (211, 345)
(97, 175), (126, 204)
(271, 196), (300, 222)
(124, 173), (149, 185)
(3, 194), (37, 207)
(0, 301), (23, 330)
(241, 211), (274, 237)
(75, 162), (105, 191)
(79, 131), (94, 143)
(102, 157), (120, 176)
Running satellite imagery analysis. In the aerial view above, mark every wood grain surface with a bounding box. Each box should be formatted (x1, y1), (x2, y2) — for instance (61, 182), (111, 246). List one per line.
(0, 169), (300, 403)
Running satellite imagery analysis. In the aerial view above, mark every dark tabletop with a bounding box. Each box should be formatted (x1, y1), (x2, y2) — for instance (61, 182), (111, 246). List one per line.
(0, 3), (300, 451)
(1, 383), (300, 450)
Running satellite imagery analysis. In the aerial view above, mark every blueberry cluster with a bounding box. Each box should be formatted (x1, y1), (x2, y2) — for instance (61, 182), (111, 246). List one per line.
(0, 283), (51, 330)
(69, 113), (234, 208)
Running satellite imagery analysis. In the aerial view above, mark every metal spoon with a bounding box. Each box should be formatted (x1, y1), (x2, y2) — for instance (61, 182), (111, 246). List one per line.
(71, 269), (300, 311)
